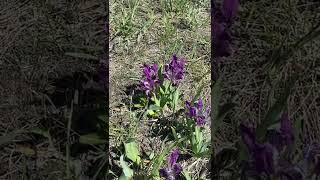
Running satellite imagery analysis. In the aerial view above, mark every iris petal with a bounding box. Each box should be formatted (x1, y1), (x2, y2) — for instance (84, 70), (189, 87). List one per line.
(168, 149), (180, 167)
(173, 164), (182, 175)
(222, 0), (239, 22)
(163, 55), (185, 86)
(240, 123), (257, 151)
(140, 63), (159, 96)
(159, 149), (182, 180)
(159, 168), (168, 177)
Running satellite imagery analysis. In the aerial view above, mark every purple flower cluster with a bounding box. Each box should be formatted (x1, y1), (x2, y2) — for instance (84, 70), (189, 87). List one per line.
(213, 0), (239, 58)
(163, 55), (186, 86)
(304, 143), (320, 175)
(267, 113), (295, 152)
(139, 55), (186, 96)
(240, 112), (320, 178)
(159, 149), (182, 180)
(240, 124), (277, 175)
(140, 63), (159, 96)
(185, 98), (210, 126)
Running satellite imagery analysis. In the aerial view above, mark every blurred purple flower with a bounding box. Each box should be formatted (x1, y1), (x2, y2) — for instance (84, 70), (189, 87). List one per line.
(97, 60), (107, 88)
(159, 149), (182, 180)
(186, 101), (197, 117)
(277, 161), (304, 180)
(185, 98), (210, 126)
(240, 123), (257, 150)
(252, 143), (276, 175)
(240, 114), (320, 178)
(213, 0), (239, 58)
(140, 63), (159, 96)
(222, 0), (240, 23)
(213, 21), (233, 58)
(304, 143), (320, 175)
(240, 123), (276, 175)
(163, 55), (186, 86)
(279, 113), (295, 145)
(267, 113), (295, 152)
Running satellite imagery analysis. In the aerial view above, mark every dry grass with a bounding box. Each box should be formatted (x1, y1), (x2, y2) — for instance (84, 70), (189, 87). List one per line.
(0, 0), (106, 179)
(219, 0), (320, 149)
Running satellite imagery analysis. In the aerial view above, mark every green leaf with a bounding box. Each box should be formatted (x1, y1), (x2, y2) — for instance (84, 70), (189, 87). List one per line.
(147, 109), (155, 116)
(293, 118), (302, 137)
(183, 169), (192, 180)
(139, 96), (148, 104)
(257, 77), (297, 140)
(158, 64), (164, 82)
(108, 169), (117, 177)
(193, 127), (204, 155)
(29, 128), (49, 138)
(172, 89), (180, 112)
(120, 155), (133, 178)
(171, 127), (178, 140)
(164, 80), (170, 93)
(124, 141), (141, 165)
(160, 96), (168, 108)
(269, 23), (320, 71)
(159, 86), (165, 95)
(97, 115), (107, 122)
(148, 105), (161, 111)
(149, 151), (155, 160)
(195, 126), (200, 143)
(79, 133), (106, 145)
(191, 134), (197, 153)
(192, 83), (205, 104)
(200, 142), (208, 154)
(119, 173), (127, 180)
(133, 103), (144, 108)
(150, 138), (186, 177)
(237, 140), (248, 162)
(293, 117), (303, 150)
(15, 145), (36, 156)
(267, 122), (281, 130)
(29, 128), (54, 148)
(152, 95), (161, 107)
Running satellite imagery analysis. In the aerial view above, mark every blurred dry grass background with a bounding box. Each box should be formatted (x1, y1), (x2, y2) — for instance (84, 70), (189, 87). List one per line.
(217, 0), (320, 150)
(0, 0), (106, 179)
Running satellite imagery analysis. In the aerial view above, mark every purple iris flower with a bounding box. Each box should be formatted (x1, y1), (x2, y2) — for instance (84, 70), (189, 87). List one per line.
(240, 123), (276, 175)
(140, 63), (159, 96)
(304, 143), (320, 175)
(159, 149), (182, 180)
(213, 0), (239, 58)
(240, 123), (257, 150)
(185, 98), (210, 126)
(279, 113), (295, 145)
(222, 0), (239, 23)
(97, 60), (107, 88)
(252, 143), (276, 175)
(267, 113), (295, 152)
(213, 21), (233, 58)
(277, 162), (303, 180)
(163, 55), (186, 86)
